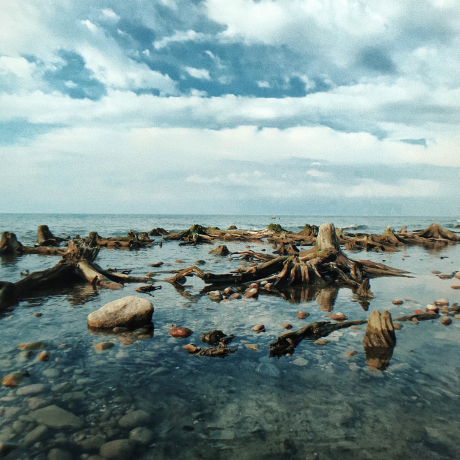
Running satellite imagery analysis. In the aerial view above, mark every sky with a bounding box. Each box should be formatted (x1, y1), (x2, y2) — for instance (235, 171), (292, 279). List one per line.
(1, 0), (459, 215)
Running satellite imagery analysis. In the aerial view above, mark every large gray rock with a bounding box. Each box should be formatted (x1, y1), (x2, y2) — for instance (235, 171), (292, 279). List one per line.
(30, 405), (83, 428)
(87, 296), (153, 329)
(22, 425), (48, 446)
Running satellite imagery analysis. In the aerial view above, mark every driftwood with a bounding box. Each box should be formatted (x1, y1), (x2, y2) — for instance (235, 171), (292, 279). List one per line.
(184, 330), (237, 357)
(165, 224), (409, 291)
(149, 227), (168, 236)
(86, 231), (153, 249)
(269, 319), (367, 357)
(362, 310), (395, 348)
(0, 241), (151, 309)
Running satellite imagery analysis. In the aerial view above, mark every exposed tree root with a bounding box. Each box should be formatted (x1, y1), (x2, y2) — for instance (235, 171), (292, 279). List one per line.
(0, 241), (151, 309)
(269, 319), (367, 357)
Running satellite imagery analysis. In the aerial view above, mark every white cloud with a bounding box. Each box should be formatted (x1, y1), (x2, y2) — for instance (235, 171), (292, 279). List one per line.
(153, 30), (210, 49)
(185, 66), (211, 80)
(101, 9), (120, 21)
(257, 81), (270, 88)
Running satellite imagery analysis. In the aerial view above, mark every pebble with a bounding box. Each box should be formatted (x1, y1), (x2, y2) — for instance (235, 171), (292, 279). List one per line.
(264, 283), (273, 290)
(183, 344), (200, 353)
(100, 439), (136, 460)
(248, 283), (258, 288)
(245, 288), (258, 299)
(22, 425), (48, 446)
(28, 398), (48, 410)
(129, 427), (153, 445)
(118, 410), (150, 428)
(78, 435), (105, 450)
(455, 272), (460, 279)
(222, 287), (233, 295)
(169, 327), (193, 338)
(431, 270), (441, 274)
(393, 322), (403, 330)
(455, 314), (460, 320)
(16, 384), (47, 396)
(440, 317), (452, 325)
(208, 291), (223, 302)
(246, 344), (260, 351)
(291, 357), (309, 366)
(18, 342), (46, 351)
(38, 351), (50, 362)
(414, 309), (424, 315)
(48, 448), (72, 460)
(434, 298), (449, 306)
(328, 312), (347, 321)
(314, 340), (328, 346)
(297, 311), (309, 319)
(426, 305), (439, 313)
(229, 293), (242, 300)
(255, 363), (281, 378)
(94, 343), (114, 351)
(392, 299), (404, 305)
(350, 326), (360, 330)
(345, 350), (358, 357)
(31, 405), (83, 428)
(175, 260), (185, 263)
(252, 325), (265, 333)
(451, 285), (460, 289)
(281, 323), (292, 329)
(34, 313), (42, 317)
(1, 372), (28, 388)
(43, 369), (60, 379)
(412, 317), (419, 324)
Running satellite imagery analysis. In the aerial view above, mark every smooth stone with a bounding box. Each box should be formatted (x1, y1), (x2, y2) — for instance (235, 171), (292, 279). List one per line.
(34, 313), (42, 317)
(22, 425), (48, 446)
(1, 372), (28, 388)
(129, 427), (153, 445)
(252, 324), (265, 333)
(87, 296), (153, 329)
(328, 312), (347, 321)
(208, 291), (223, 302)
(426, 305), (439, 313)
(228, 293), (242, 300)
(434, 298), (449, 306)
(296, 311), (309, 319)
(245, 344), (260, 351)
(195, 260), (206, 265)
(392, 299), (404, 305)
(100, 439), (136, 460)
(168, 327), (192, 339)
(345, 350), (358, 357)
(118, 410), (150, 428)
(291, 357), (309, 366)
(31, 405), (83, 428)
(16, 384), (47, 396)
(38, 351), (50, 362)
(440, 317), (452, 325)
(43, 369), (60, 379)
(255, 363), (281, 378)
(28, 397), (48, 410)
(94, 343), (114, 352)
(281, 323), (292, 329)
(79, 435), (106, 450)
(48, 448), (72, 460)
(314, 340), (328, 345)
(18, 342), (46, 351)
(245, 288), (258, 299)
(393, 322), (403, 330)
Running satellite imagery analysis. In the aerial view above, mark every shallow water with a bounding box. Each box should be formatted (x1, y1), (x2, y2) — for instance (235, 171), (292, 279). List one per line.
(0, 215), (459, 460)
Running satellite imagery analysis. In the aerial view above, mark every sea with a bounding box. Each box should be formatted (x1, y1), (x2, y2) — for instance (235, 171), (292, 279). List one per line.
(1, 214), (460, 460)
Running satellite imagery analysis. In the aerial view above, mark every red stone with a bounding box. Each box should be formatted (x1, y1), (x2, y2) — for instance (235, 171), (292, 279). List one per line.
(249, 283), (258, 289)
(252, 324), (265, 333)
(328, 312), (347, 321)
(297, 311), (308, 319)
(392, 299), (404, 305)
(169, 327), (193, 338)
(414, 309), (424, 315)
(245, 288), (258, 299)
(229, 293), (242, 300)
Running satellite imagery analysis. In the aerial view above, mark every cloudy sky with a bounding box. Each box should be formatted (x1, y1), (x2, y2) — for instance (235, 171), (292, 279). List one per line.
(1, 0), (459, 215)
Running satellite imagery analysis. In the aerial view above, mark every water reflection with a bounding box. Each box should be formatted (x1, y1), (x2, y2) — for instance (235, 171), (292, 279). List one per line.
(364, 346), (394, 370)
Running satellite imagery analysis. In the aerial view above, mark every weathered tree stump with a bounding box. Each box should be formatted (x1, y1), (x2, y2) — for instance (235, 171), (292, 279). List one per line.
(209, 245), (230, 256)
(37, 225), (67, 247)
(362, 310), (396, 348)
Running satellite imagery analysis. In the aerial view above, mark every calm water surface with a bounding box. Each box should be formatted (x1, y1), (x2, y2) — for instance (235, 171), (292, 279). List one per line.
(0, 214), (459, 460)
